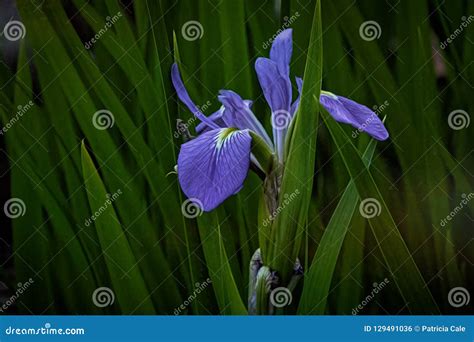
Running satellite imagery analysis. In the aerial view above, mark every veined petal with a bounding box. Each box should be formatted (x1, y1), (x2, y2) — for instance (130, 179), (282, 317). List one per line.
(171, 63), (219, 130)
(255, 58), (292, 113)
(178, 128), (252, 211)
(320, 91), (389, 141)
(218, 90), (273, 149)
(255, 57), (292, 160)
(269, 29), (293, 77)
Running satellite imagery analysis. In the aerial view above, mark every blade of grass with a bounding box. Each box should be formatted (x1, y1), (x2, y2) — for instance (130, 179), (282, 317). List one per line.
(320, 104), (439, 313)
(298, 138), (377, 314)
(268, 0), (322, 284)
(197, 212), (247, 315)
(81, 142), (156, 314)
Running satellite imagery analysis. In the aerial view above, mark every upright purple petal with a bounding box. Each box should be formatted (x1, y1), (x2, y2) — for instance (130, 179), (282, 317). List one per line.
(320, 91), (389, 141)
(269, 29), (293, 77)
(255, 57), (292, 160)
(171, 63), (219, 130)
(255, 58), (292, 113)
(218, 90), (273, 148)
(178, 128), (252, 211)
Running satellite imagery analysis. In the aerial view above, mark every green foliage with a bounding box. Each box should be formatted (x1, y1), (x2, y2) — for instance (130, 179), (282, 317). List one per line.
(0, 0), (471, 315)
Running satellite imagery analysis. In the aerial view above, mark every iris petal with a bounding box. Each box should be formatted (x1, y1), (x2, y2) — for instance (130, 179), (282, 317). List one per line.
(290, 76), (303, 115)
(255, 57), (292, 160)
(177, 128), (252, 211)
(218, 90), (273, 148)
(255, 58), (292, 114)
(320, 91), (389, 141)
(171, 63), (219, 130)
(269, 29), (293, 77)
(195, 107), (226, 134)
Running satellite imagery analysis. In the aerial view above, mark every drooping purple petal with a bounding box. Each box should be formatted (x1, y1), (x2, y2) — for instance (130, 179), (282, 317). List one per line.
(218, 90), (273, 148)
(177, 128), (252, 211)
(320, 91), (389, 141)
(269, 29), (293, 77)
(171, 63), (219, 130)
(290, 76), (303, 115)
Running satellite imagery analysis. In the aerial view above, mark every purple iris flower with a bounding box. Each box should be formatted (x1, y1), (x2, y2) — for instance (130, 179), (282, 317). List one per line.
(171, 29), (389, 212)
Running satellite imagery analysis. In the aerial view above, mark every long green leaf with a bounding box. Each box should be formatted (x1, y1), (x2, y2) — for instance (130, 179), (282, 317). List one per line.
(320, 105), (439, 313)
(268, 0), (323, 284)
(81, 142), (156, 314)
(298, 138), (377, 314)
